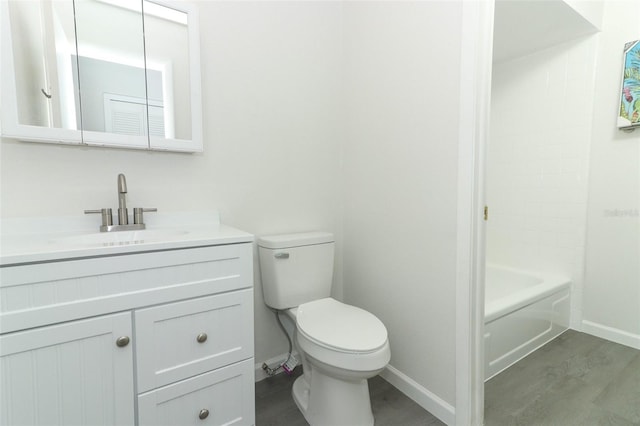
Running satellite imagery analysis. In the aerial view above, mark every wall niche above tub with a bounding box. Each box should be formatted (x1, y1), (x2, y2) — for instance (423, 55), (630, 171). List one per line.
(0, 0), (203, 153)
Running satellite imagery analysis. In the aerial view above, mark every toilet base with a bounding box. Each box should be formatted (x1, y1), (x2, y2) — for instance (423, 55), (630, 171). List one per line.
(292, 375), (310, 413)
(291, 371), (374, 426)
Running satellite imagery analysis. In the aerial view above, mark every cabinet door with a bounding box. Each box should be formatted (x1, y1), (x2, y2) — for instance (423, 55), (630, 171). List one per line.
(138, 359), (255, 426)
(73, 0), (149, 149)
(0, 312), (134, 426)
(143, 0), (203, 152)
(0, 0), (83, 144)
(135, 289), (254, 392)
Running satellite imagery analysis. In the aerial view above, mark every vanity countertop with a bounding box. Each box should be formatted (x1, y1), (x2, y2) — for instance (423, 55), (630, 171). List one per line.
(0, 212), (253, 266)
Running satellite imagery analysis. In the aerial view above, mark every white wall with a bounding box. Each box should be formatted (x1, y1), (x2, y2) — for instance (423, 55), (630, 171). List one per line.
(202, 0), (345, 366)
(342, 1), (462, 412)
(582, 0), (640, 349)
(0, 1), (344, 368)
(487, 36), (598, 329)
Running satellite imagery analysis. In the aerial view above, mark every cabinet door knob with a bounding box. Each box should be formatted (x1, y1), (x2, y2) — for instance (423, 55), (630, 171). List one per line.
(198, 408), (209, 420)
(196, 333), (208, 343)
(116, 336), (130, 347)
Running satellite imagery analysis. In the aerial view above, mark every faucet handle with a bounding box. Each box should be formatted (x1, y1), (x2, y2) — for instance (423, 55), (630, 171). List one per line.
(84, 208), (113, 227)
(133, 207), (157, 225)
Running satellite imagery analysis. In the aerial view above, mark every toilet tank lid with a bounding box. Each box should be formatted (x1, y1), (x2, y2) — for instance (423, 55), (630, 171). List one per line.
(258, 231), (334, 249)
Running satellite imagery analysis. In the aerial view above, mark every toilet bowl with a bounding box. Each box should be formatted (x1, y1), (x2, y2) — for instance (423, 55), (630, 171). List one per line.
(288, 298), (390, 426)
(258, 232), (391, 426)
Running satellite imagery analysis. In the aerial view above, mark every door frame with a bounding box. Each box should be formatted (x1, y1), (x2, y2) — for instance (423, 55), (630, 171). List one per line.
(455, 0), (495, 425)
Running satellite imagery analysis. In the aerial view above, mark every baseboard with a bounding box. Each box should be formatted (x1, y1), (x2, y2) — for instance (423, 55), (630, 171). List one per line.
(380, 364), (456, 426)
(581, 320), (640, 350)
(254, 351), (299, 382)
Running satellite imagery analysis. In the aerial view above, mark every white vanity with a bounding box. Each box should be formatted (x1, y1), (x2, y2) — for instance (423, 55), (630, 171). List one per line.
(0, 213), (255, 425)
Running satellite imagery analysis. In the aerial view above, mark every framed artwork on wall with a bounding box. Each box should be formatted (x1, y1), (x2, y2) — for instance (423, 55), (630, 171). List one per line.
(618, 40), (640, 130)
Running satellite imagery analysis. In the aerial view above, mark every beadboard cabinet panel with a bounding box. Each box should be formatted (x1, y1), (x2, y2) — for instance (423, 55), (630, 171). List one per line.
(0, 312), (134, 426)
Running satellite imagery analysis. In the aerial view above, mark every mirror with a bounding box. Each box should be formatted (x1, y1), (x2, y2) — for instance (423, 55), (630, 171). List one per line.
(143, 0), (190, 141)
(73, 0), (148, 148)
(4, 0), (79, 131)
(143, 0), (202, 151)
(1, 0), (202, 152)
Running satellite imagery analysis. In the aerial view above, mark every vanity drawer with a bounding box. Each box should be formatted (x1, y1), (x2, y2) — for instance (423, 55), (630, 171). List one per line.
(138, 358), (255, 426)
(135, 289), (254, 393)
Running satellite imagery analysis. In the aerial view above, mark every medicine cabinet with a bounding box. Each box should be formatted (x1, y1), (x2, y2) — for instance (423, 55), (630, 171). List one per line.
(0, 0), (202, 152)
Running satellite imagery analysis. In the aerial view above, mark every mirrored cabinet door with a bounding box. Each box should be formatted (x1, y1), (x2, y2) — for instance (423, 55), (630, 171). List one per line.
(1, 0), (82, 144)
(143, 0), (202, 152)
(74, 0), (149, 149)
(1, 0), (202, 152)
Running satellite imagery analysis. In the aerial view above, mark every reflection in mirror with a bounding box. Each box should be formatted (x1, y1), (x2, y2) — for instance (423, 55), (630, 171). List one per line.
(143, 0), (191, 141)
(2, 0), (200, 150)
(73, 0), (148, 137)
(7, 0), (78, 129)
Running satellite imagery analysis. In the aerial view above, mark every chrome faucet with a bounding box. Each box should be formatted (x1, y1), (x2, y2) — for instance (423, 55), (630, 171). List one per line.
(85, 173), (157, 232)
(117, 173), (128, 225)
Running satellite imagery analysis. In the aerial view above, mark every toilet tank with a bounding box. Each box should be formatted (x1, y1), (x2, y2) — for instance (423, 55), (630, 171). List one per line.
(258, 232), (335, 310)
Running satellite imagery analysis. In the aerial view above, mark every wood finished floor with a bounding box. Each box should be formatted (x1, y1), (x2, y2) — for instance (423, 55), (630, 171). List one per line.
(255, 369), (444, 426)
(256, 330), (640, 425)
(485, 330), (640, 426)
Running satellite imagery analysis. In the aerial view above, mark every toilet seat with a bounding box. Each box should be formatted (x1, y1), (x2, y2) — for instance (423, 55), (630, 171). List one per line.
(296, 298), (388, 354)
(294, 298), (391, 372)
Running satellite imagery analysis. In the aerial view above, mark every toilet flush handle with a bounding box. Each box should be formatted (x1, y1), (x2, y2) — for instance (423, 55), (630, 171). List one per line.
(274, 252), (289, 259)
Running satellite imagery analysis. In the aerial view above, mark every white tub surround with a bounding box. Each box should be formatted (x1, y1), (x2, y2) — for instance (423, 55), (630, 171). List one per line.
(0, 212), (255, 425)
(484, 265), (570, 380)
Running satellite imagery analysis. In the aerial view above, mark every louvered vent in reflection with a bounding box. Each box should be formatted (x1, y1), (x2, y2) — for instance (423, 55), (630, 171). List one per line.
(104, 93), (164, 137)
(148, 105), (165, 137)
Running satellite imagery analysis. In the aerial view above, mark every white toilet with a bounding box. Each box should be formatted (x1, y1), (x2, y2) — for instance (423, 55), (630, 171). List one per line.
(258, 232), (390, 426)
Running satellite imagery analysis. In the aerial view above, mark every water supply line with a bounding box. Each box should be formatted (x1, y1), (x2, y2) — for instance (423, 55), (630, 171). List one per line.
(261, 309), (297, 376)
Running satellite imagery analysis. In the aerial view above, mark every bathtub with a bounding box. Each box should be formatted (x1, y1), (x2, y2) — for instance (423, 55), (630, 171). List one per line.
(484, 265), (571, 380)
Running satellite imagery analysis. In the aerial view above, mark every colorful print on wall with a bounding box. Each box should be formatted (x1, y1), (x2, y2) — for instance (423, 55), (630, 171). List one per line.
(619, 40), (640, 129)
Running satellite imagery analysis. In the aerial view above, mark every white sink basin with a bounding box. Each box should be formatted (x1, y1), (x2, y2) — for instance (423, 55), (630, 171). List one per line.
(0, 212), (255, 265)
(51, 229), (190, 247)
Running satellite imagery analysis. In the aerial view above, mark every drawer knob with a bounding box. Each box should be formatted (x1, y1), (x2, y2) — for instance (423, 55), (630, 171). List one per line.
(198, 408), (209, 420)
(115, 336), (130, 347)
(196, 333), (208, 343)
